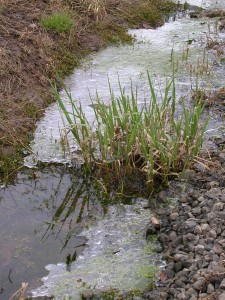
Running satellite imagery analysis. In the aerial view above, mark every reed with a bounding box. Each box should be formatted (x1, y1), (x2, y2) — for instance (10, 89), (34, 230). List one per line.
(55, 72), (209, 193)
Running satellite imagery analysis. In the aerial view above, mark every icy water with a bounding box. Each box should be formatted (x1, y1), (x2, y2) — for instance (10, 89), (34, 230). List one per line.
(1, 0), (225, 299)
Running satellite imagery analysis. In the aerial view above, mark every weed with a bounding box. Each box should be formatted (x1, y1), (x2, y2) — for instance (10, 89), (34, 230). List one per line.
(56, 72), (209, 194)
(41, 11), (74, 33)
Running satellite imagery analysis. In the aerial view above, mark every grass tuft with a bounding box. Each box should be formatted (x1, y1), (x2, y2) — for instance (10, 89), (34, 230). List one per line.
(41, 11), (74, 33)
(56, 73), (209, 194)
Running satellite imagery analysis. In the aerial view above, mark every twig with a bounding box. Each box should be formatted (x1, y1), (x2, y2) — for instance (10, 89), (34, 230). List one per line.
(9, 283), (28, 300)
(8, 268), (13, 283)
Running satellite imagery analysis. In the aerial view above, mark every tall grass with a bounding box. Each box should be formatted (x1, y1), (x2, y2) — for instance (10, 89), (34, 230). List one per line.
(55, 73), (209, 193)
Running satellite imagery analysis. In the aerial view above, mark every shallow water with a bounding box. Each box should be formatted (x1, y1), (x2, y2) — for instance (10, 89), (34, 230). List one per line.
(0, 167), (105, 299)
(32, 200), (162, 299)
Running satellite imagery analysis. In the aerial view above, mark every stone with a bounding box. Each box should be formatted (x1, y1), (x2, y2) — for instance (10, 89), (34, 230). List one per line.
(186, 287), (198, 296)
(150, 216), (160, 228)
(195, 245), (205, 255)
(160, 292), (168, 300)
(169, 231), (177, 241)
(213, 202), (224, 211)
(207, 212), (217, 220)
(81, 289), (94, 299)
(208, 229), (217, 239)
(212, 244), (223, 255)
(201, 223), (210, 234)
(207, 283), (215, 293)
(174, 261), (182, 272)
(194, 225), (202, 235)
(192, 207), (201, 215)
(220, 278), (225, 290)
(218, 292), (225, 300)
(170, 212), (179, 221)
(185, 220), (197, 229)
(186, 233), (196, 241)
(193, 278), (205, 291)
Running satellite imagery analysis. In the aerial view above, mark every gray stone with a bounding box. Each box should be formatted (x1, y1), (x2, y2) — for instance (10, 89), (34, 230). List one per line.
(194, 225), (202, 235)
(195, 245), (205, 255)
(201, 223), (210, 233)
(207, 283), (215, 293)
(170, 212), (179, 221)
(186, 233), (196, 241)
(186, 287), (198, 296)
(193, 278), (205, 291)
(212, 244), (223, 255)
(185, 220), (197, 229)
(218, 292), (225, 300)
(220, 278), (225, 290)
(159, 292), (168, 300)
(174, 261), (182, 272)
(219, 212), (225, 220)
(192, 207), (201, 215)
(213, 202), (224, 211)
(169, 231), (177, 241)
(208, 229), (217, 239)
(81, 289), (94, 300)
(207, 212), (217, 220)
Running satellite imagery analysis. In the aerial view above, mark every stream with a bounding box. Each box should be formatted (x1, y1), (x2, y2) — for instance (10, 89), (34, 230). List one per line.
(1, 0), (225, 299)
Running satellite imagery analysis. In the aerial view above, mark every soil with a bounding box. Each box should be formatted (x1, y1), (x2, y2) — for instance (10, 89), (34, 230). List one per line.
(0, 0), (177, 180)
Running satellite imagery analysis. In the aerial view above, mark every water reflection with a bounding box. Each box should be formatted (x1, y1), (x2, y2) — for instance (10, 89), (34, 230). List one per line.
(0, 166), (106, 299)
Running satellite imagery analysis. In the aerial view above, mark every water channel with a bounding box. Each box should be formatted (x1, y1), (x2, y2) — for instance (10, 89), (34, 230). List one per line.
(1, 1), (225, 299)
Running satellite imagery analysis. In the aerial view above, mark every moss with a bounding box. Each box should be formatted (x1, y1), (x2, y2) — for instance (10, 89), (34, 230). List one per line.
(93, 19), (133, 45)
(51, 42), (80, 78)
(117, 0), (178, 28)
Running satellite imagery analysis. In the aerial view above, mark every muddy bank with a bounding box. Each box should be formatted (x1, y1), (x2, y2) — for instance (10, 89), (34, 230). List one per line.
(0, 0), (177, 179)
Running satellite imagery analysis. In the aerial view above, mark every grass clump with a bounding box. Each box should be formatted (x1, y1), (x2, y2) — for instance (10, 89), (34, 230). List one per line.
(55, 73), (209, 194)
(41, 11), (74, 33)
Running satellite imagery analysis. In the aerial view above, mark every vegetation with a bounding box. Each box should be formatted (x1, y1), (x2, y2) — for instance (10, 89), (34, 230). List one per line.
(56, 73), (209, 194)
(41, 11), (74, 33)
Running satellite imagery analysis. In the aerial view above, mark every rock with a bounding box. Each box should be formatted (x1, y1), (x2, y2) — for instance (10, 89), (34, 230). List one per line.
(193, 278), (205, 291)
(218, 292), (225, 300)
(150, 216), (160, 229)
(185, 220), (197, 229)
(181, 169), (195, 180)
(195, 245), (205, 255)
(213, 202), (224, 211)
(170, 212), (179, 221)
(174, 261), (182, 272)
(81, 289), (94, 299)
(220, 278), (225, 290)
(160, 292), (168, 300)
(194, 225), (202, 234)
(192, 207), (201, 215)
(157, 191), (169, 203)
(212, 244), (223, 255)
(186, 287), (198, 296)
(208, 229), (217, 239)
(207, 283), (215, 293)
(186, 233), (196, 241)
(178, 197), (188, 203)
(169, 231), (177, 241)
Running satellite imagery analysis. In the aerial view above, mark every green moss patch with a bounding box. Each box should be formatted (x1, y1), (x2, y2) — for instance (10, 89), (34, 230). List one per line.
(41, 11), (74, 33)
